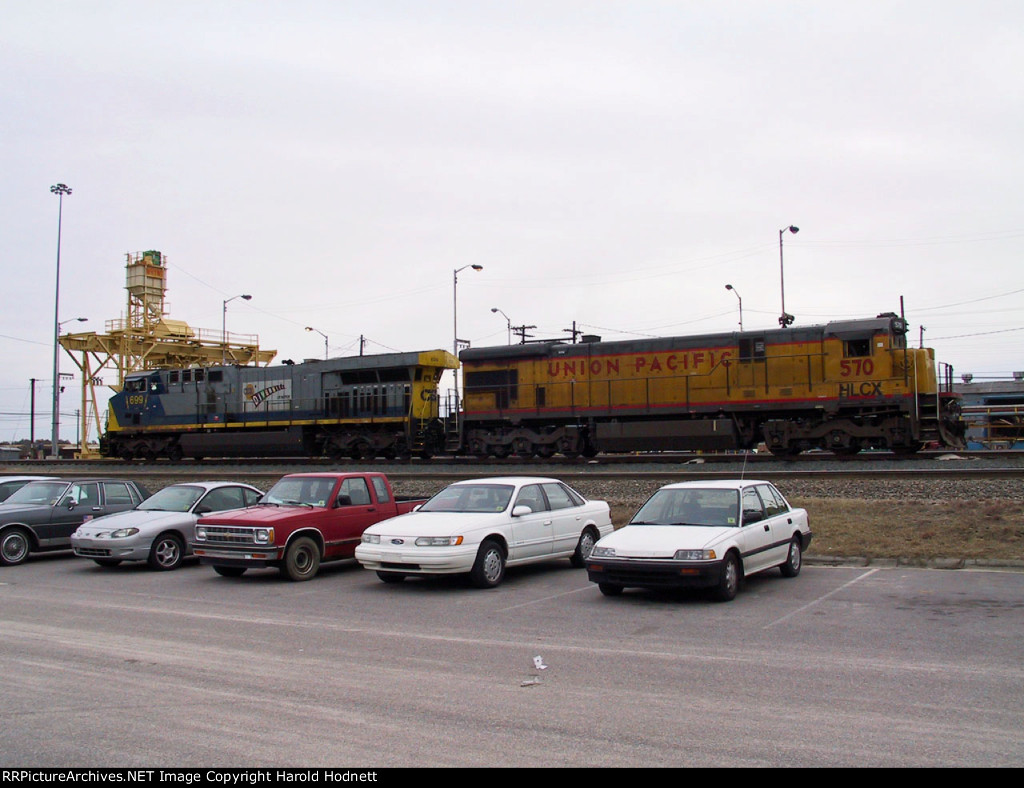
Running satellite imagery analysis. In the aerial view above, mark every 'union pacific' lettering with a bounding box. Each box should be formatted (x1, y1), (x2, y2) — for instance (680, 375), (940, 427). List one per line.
(547, 352), (731, 379)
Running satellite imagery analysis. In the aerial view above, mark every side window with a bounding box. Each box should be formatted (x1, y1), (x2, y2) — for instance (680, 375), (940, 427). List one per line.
(102, 482), (134, 505)
(200, 487), (246, 513)
(844, 338), (872, 357)
(370, 477), (391, 504)
(67, 482), (100, 507)
(542, 483), (576, 510)
(741, 488), (765, 525)
(758, 484), (789, 517)
(514, 484), (548, 513)
(341, 478), (371, 506)
(243, 488), (262, 507)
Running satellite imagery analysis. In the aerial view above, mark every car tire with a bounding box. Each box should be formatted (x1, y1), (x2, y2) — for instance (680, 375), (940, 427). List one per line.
(213, 565), (246, 577)
(93, 558), (122, 567)
(0, 527), (32, 566)
(376, 571), (406, 584)
(148, 533), (185, 571)
(598, 582), (623, 597)
(570, 528), (598, 568)
(779, 536), (803, 578)
(469, 539), (506, 588)
(282, 536), (320, 582)
(712, 553), (741, 602)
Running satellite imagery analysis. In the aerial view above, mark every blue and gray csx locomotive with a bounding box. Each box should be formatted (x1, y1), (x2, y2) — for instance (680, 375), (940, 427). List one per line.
(102, 349), (459, 461)
(101, 312), (966, 460)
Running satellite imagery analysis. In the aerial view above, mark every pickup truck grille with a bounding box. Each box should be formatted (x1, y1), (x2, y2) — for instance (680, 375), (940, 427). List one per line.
(199, 526), (258, 546)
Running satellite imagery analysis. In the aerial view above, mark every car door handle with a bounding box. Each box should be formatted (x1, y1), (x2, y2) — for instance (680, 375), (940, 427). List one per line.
(763, 524), (770, 532)
(544, 520), (552, 526)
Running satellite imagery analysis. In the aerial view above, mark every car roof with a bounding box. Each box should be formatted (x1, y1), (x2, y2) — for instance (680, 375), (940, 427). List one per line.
(449, 477), (565, 485)
(159, 480), (261, 491)
(658, 479), (773, 491)
(0, 476), (57, 483)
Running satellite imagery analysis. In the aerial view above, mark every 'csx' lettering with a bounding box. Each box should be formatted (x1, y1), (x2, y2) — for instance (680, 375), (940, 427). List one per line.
(839, 381), (883, 397)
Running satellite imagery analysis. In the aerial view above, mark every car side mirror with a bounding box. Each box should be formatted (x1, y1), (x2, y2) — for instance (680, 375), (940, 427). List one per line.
(512, 505), (532, 517)
(743, 510), (763, 524)
(194, 506), (211, 515)
(335, 494), (352, 508)
(60, 497), (77, 510)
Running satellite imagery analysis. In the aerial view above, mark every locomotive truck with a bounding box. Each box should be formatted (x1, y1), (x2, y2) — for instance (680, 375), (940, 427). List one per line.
(100, 312), (965, 460)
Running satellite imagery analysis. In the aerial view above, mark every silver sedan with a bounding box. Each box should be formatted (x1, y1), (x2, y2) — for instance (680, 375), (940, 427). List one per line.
(71, 481), (263, 570)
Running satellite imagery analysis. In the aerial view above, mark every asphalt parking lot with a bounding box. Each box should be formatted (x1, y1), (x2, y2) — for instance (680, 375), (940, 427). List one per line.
(2, 552), (1023, 768)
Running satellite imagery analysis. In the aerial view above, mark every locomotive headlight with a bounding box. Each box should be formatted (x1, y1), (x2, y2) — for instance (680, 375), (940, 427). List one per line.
(674, 549), (716, 561)
(253, 528), (274, 544)
(110, 527), (140, 539)
(415, 536), (464, 546)
(362, 533), (380, 544)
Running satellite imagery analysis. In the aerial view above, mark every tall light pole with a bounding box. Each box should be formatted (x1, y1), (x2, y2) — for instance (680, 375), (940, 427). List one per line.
(453, 265), (483, 399)
(50, 183), (72, 459)
(305, 326), (328, 359)
(222, 294), (252, 364)
(778, 225), (799, 327)
(724, 285), (743, 332)
(491, 307), (511, 344)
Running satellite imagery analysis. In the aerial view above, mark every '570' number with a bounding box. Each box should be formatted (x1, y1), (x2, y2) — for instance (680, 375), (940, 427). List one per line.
(840, 359), (874, 377)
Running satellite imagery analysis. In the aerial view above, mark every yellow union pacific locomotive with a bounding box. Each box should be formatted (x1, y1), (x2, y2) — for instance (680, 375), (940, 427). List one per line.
(458, 312), (965, 457)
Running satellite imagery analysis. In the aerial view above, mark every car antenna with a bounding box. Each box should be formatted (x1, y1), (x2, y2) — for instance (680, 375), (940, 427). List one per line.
(740, 449), (748, 480)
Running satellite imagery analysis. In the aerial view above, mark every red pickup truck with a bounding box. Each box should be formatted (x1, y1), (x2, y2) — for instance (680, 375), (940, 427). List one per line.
(192, 472), (427, 581)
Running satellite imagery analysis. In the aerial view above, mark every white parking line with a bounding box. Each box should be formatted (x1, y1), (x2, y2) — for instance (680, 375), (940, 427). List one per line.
(764, 567), (881, 628)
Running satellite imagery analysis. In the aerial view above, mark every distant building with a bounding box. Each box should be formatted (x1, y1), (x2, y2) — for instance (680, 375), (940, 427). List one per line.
(954, 375), (1024, 449)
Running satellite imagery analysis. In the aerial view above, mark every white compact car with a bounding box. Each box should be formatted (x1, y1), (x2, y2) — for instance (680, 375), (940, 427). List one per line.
(71, 481), (263, 570)
(355, 476), (614, 588)
(585, 479), (812, 601)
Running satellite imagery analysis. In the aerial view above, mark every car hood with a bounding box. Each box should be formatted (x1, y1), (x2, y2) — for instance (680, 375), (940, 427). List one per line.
(594, 523), (737, 557)
(0, 503), (51, 522)
(197, 505), (313, 525)
(74, 509), (194, 536)
(365, 510), (508, 537)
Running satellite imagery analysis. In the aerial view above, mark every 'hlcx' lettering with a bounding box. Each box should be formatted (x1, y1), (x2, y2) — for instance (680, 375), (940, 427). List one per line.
(839, 381), (883, 397)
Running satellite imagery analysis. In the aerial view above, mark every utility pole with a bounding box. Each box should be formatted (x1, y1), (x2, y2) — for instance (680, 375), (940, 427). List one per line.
(562, 322), (583, 343)
(512, 324), (536, 344)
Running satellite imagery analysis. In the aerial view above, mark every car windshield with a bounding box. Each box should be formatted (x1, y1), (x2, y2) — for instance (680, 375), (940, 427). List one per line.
(630, 488), (740, 527)
(419, 484), (514, 513)
(137, 485), (204, 513)
(4, 481), (70, 505)
(261, 477), (335, 507)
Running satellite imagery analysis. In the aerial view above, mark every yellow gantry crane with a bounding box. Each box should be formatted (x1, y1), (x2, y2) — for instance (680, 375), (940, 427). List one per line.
(59, 251), (276, 457)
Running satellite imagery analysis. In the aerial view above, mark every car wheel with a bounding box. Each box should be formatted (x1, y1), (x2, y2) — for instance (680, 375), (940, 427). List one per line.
(598, 582), (623, 597)
(282, 536), (320, 582)
(213, 565), (246, 577)
(93, 558), (122, 567)
(148, 533), (185, 571)
(469, 539), (506, 588)
(712, 553), (741, 602)
(0, 527), (32, 566)
(570, 528), (598, 568)
(376, 571), (406, 584)
(779, 536), (803, 578)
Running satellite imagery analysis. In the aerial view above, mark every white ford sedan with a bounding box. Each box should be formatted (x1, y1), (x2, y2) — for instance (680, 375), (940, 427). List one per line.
(585, 479), (812, 601)
(355, 476), (614, 588)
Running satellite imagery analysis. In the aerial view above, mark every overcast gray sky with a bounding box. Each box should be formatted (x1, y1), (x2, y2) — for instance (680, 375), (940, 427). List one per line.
(2, 0), (1022, 443)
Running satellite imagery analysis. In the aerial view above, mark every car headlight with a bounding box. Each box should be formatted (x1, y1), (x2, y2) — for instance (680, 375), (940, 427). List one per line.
(362, 533), (380, 544)
(591, 546), (616, 557)
(674, 549), (717, 561)
(414, 536), (464, 547)
(253, 528), (274, 544)
(195, 526), (207, 541)
(110, 527), (140, 539)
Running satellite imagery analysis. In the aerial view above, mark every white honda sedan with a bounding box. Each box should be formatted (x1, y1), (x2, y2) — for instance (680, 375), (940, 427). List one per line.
(355, 477), (613, 588)
(585, 479), (812, 602)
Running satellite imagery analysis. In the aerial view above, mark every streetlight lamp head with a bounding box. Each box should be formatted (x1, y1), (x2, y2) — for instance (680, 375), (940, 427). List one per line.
(788, 225), (799, 234)
(50, 183), (72, 196)
(241, 294), (252, 300)
(471, 264), (483, 271)
(491, 307), (498, 313)
(725, 284), (733, 291)
(305, 326), (313, 332)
